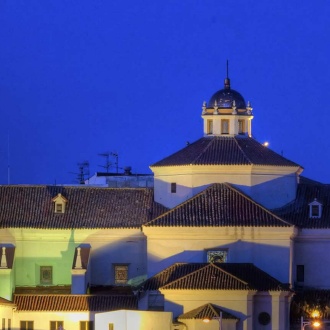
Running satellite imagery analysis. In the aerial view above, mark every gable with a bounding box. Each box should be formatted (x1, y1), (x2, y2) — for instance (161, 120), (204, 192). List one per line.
(142, 263), (290, 292)
(144, 183), (292, 228)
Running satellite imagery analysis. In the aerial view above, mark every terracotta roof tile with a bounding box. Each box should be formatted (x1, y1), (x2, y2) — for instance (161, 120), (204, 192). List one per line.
(144, 183), (291, 227)
(13, 294), (138, 311)
(151, 136), (300, 167)
(274, 181), (330, 228)
(142, 263), (289, 292)
(0, 186), (167, 229)
(178, 303), (238, 320)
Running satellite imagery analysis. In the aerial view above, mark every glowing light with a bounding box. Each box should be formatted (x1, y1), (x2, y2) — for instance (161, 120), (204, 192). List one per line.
(263, 141), (269, 147)
(203, 318), (210, 323)
(312, 321), (321, 327)
(312, 310), (320, 318)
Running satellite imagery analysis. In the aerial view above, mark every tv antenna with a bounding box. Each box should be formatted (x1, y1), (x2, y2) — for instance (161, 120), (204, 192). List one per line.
(98, 152), (119, 173)
(70, 161), (90, 184)
(98, 153), (112, 173)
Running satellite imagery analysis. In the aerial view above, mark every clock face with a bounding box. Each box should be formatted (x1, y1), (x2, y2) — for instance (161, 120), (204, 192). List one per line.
(207, 251), (227, 263)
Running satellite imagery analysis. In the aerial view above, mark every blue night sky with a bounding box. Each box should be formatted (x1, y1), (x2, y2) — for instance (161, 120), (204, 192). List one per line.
(0, 1), (330, 184)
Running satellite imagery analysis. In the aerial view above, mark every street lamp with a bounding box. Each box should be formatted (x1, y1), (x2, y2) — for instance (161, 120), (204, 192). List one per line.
(301, 316), (321, 329)
(203, 311), (222, 330)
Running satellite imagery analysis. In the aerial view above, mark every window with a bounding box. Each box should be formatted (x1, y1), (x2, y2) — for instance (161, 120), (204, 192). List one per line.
(40, 266), (53, 285)
(207, 119), (213, 134)
(207, 250), (227, 263)
(238, 119), (245, 134)
(221, 119), (229, 134)
(50, 321), (64, 330)
(108, 324), (114, 330)
(20, 321), (33, 330)
(311, 205), (320, 217)
(296, 265), (304, 282)
(309, 199), (322, 218)
(56, 204), (63, 213)
(8, 319), (11, 330)
(171, 182), (176, 193)
(2, 318), (5, 330)
(52, 193), (67, 214)
(80, 321), (94, 330)
(114, 265), (128, 284)
(148, 293), (164, 311)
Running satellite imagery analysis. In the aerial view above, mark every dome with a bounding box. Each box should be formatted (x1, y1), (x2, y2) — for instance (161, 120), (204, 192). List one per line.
(208, 78), (246, 109)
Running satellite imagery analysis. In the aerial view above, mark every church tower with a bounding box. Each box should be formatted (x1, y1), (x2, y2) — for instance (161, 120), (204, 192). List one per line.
(150, 71), (302, 209)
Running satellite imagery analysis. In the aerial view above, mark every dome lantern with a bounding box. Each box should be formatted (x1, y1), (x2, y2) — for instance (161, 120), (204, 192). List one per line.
(201, 69), (253, 137)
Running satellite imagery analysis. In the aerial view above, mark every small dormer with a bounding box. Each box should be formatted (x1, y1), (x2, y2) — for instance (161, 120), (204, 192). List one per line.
(52, 193), (68, 214)
(309, 198), (322, 219)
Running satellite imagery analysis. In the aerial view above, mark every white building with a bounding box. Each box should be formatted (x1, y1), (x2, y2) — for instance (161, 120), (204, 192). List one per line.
(1, 73), (329, 330)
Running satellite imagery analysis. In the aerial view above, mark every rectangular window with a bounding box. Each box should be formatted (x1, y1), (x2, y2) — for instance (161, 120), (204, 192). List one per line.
(8, 319), (11, 330)
(297, 265), (304, 282)
(40, 266), (53, 285)
(20, 321), (33, 330)
(171, 182), (176, 193)
(108, 324), (114, 330)
(207, 120), (213, 134)
(238, 119), (245, 134)
(2, 318), (5, 330)
(207, 250), (228, 263)
(50, 321), (64, 330)
(114, 265), (128, 284)
(221, 119), (229, 134)
(80, 321), (94, 330)
(56, 203), (63, 213)
(311, 205), (319, 217)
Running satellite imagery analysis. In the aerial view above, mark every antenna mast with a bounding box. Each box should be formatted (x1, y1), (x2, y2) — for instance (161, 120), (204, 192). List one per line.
(98, 153), (112, 173)
(98, 152), (119, 173)
(76, 161), (90, 184)
(224, 59), (230, 89)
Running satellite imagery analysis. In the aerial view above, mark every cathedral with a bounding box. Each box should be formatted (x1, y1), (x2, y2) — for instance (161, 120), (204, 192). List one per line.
(1, 74), (329, 330)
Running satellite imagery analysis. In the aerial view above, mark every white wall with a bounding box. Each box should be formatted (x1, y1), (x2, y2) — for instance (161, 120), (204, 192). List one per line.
(95, 310), (173, 330)
(144, 226), (294, 283)
(0, 228), (147, 289)
(152, 165), (299, 209)
(294, 229), (330, 289)
(180, 318), (238, 330)
(165, 290), (291, 330)
(0, 304), (14, 329)
(13, 310), (93, 330)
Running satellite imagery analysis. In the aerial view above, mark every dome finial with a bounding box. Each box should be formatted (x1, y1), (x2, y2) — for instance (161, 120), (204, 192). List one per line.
(224, 59), (230, 90)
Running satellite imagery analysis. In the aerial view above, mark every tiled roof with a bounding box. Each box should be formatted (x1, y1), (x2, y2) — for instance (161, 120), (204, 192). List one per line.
(13, 294), (138, 312)
(142, 263), (289, 291)
(151, 136), (300, 168)
(144, 183), (291, 227)
(274, 182), (330, 228)
(0, 186), (167, 229)
(178, 303), (238, 320)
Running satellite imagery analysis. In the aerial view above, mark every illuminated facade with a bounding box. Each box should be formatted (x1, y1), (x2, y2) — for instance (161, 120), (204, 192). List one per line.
(1, 75), (330, 330)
